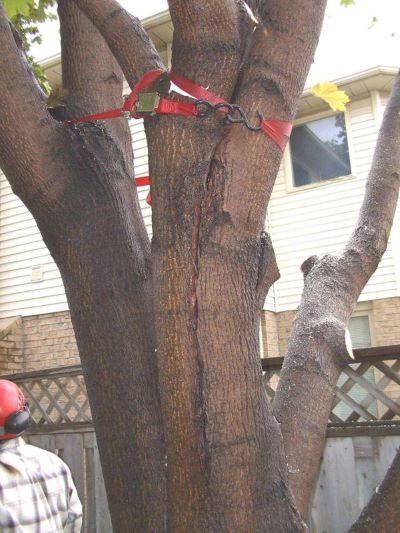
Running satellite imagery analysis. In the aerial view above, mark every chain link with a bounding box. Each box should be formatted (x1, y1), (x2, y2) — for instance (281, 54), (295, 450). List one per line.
(194, 100), (263, 132)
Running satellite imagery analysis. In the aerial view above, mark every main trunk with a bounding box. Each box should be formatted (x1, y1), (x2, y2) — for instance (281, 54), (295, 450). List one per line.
(149, 120), (303, 531)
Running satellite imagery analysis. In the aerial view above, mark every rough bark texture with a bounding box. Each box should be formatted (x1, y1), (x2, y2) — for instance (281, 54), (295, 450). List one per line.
(273, 71), (400, 520)
(1, 0), (327, 530)
(147, 1), (326, 531)
(4, 1), (399, 532)
(0, 3), (166, 532)
(348, 448), (400, 532)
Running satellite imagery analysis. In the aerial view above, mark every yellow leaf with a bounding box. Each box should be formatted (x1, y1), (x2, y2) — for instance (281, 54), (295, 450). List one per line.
(310, 82), (350, 111)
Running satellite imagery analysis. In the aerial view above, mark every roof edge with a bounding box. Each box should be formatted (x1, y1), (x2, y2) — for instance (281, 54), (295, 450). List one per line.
(304, 66), (398, 93)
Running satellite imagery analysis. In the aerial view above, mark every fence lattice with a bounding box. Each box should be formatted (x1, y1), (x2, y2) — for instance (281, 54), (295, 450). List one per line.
(2, 346), (400, 432)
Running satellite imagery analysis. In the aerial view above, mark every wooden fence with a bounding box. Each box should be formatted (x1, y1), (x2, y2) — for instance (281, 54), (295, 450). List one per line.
(262, 345), (400, 532)
(2, 345), (400, 532)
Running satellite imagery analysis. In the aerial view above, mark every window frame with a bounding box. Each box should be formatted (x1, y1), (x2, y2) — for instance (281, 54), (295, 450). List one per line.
(283, 107), (356, 194)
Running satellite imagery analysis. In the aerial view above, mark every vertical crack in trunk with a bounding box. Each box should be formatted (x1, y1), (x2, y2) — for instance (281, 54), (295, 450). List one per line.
(191, 197), (211, 477)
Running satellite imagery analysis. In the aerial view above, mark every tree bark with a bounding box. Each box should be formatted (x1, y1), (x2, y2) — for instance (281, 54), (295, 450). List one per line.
(348, 447), (400, 533)
(47, 0), (326, 530)
(0, 3), (166, 531)
(273, 71), (400, 520)
(10, 0), (400, 531)
(147, 1), (326, 531)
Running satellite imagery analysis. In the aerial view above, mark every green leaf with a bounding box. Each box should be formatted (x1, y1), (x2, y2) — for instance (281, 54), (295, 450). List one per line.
(3, 0), (33, 19)
(340, 0), (355, 6)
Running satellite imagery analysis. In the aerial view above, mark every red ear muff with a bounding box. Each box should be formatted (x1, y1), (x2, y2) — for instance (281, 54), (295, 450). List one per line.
(3, 402), (30, 435)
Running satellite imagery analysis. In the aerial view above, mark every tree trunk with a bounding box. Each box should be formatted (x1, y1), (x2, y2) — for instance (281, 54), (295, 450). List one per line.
(30, 123), (167, 533)
(53, 171), (166, 533)
(11, 1), (400, 532)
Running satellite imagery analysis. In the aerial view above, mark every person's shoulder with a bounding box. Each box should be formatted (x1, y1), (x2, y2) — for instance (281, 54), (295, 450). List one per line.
(24, 443), (70, 473)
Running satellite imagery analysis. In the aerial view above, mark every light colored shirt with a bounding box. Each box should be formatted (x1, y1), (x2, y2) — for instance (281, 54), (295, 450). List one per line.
(0, 437), (83, 532)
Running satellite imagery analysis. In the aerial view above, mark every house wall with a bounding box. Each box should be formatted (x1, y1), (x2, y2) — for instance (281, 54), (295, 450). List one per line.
(0, 317), (24, 374)
(268, 92), (399, 313)
(22, 311), (79, 371)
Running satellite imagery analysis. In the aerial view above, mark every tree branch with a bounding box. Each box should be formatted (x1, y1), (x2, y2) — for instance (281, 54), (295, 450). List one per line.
(0, 3), (61, 207)
(72, 0), (165, 87)
(58, 0), (134, 170)
(348, 447), (400, 532)
(273, 72), (400, 520)
(168, 0), (243, 98)
(201, 0), (328, 249)
(256, 231), (280, 311)
(344, 71), (400, 282)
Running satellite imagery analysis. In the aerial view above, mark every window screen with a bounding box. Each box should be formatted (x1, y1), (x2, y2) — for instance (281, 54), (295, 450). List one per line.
(348, 315), (372, 349)
(290, 113), (351, 187)
(334, 315), (377, 420)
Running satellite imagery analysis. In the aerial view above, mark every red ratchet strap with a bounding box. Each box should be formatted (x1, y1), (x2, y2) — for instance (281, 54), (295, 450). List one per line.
(169, 70), (226, 107)
(170, 70), (292, 150)
(260, 120), (292, 152)
(134, 176), (152, 206)
(64, 69), (197, 124)
(64, 69), (292, 205)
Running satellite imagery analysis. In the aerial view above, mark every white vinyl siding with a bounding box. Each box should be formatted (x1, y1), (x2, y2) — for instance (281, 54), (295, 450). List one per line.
(268, 94), (399, 312)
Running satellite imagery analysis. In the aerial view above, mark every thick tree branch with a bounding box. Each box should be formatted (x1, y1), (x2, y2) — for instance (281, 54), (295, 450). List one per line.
(72, 0), (165, 88)
(9, 23), (48, 103)
(344, 71), (400, 282)
(59, 1), (122, 114)
(168, 0), (242, 98)
(273, 71), (400, 520)
(348, 447), (400, 532)
(201, 0), (327, 255)
(145, 1), (327, 531)
(0, 3), (62, 207)
(0, 4), (166, 530)
(50, 6), (167, 526)
(58, 0), (134, 174)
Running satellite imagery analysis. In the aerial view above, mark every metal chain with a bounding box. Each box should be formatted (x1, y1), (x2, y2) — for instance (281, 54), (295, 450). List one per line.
(194, 99), (264, 132)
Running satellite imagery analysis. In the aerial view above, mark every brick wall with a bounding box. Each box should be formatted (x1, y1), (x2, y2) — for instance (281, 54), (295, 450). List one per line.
(1, 297), (400, 372)
(371, 297), (400, 346)
(22, 311), (79, 370)
(260, 311), (280, 358)
(0, 317), (24, 374)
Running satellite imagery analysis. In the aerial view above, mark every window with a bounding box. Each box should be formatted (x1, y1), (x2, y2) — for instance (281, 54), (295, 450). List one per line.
(334, 315), (377, 420)
(348, 315), (372, 349)
(290, 113), (351, 187)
